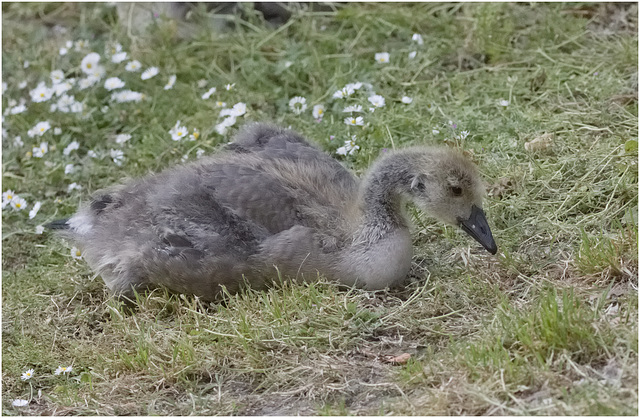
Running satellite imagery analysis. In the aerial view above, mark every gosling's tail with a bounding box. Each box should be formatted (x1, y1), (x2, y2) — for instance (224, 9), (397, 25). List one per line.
(45, 218), (70, 230)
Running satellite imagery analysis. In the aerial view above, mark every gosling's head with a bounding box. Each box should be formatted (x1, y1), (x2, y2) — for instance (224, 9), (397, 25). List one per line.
(394, 147), (498, 254)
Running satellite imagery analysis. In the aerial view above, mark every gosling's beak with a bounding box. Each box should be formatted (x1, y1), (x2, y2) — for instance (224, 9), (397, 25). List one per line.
(457, 205), (498, 255)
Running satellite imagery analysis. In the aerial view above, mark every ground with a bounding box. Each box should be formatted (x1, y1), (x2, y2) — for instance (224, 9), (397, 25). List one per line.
(2, 2), (638, 415)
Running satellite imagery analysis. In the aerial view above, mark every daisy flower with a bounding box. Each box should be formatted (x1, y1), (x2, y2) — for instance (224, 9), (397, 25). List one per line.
(64, 164), (75, 175)
(29, 202), (42, 219)
(125, 60), (142, 72)
(374, 52), (390, 64)
(35, 225), (45, 234)
(56, 95), (76, 112)
(111, 90), (144, 103)
(12, 399), (28, 407)
(78, 77), (99, 90)
(498, 99), (510, 106)
(88, 66), (106, 80)
(189, 128), (200, 141)
(59, 46), (68, 55)
(197, 79), (208, 88)
(13, 136), (24, 147)
(80, 52), (101, 75)
(2, 190), (16, 208)
(75, 39), (88, 51)
(368, 95), (385, 108)
(456, 130), (470, 140)
(55, 365), (73, 375)
(344, 116), (364, 126)
(336, 136), (360, 156)
(87, 150), (98, 158)
(345, 82), (363, 91)
(169, 121), (189, 141)
(215, 101), (226, 108)
(401, 96), (413, 104)
(10, 104), (27, 115)
(54, 128), (62, 135)
(343, 104), (363, 113)
(333, 85), (355, 99)
(63, 141), (80, 156)
(111, 51), (128, 64)
(31, 121), (51, 137)
(312, 104), (325, 120)
(432, 128), (440, 134)
(104, 77), (125, 90)
(163, 74), (176, 90)
(196, 149), (205, 158)
(141, 67), (159, 80)
(226, 102), (247, 117)
(412, 33), (424, 45)
(288, 96), (307, 115)
(68, 183), (83, 192)
(225, 83), (235, 91)
(30, 83), (53, 103)
(215, 116), (236, 135)
(18, 81), (27, 89)
(408, 51), (417, 59)
(11, 197), (28, 211)
(32, 142), (49, 158)
(50, 70), (65, 84)
(115, 133), (132, 144)
(201, 87), (216, 100)
(110, 149), (125, 166)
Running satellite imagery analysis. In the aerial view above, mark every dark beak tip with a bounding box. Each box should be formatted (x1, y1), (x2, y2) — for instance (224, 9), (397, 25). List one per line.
(459, 205), (498, 256)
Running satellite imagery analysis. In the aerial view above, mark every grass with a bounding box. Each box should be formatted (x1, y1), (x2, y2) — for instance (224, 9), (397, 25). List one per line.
(2, 2), (638, 415)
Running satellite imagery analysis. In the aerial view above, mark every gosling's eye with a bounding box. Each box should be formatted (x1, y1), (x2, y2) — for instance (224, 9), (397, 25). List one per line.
(451, 186), (462, 196)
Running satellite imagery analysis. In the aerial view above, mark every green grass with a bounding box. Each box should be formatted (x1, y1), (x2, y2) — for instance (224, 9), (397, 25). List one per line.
(2, 2), (638, 415)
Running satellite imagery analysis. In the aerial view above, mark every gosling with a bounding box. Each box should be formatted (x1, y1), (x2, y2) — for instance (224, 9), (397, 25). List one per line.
(50, 123), (497, 301)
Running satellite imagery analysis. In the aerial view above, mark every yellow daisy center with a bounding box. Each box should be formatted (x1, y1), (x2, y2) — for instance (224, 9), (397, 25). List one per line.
(86, 63), (92, 69)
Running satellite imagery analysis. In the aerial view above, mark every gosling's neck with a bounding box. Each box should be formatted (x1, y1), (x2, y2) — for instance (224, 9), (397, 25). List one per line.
(356, 155), (412, 244)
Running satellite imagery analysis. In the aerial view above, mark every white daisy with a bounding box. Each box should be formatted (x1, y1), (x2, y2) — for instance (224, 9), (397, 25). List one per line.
(50, 70), (65, 84)
(412, 33), (424, 45)
(18, 81), (27, 89)
(343, 105), (363, 113)
(64, 164), (75, 175)
(13, 136), (24, 147)
(333, 85), (355, 99)
(28, 121), (51, 138)
(401, 96), (413, 104)
(28, 202), (41, 219)
(69, 248), (82, 260)
(125, 60), (142, 72)
(215, 116), (236, 135)
(169, 121), (189, 141)
(288, 96), (307, 115)
(56, 95), (76, 112)
(432, 128), (440, 134)
(63, 141), (80, 156)
(11, 197), (28, 211)
(110, 149), (125, 165)
(30, 83), (53, 103)
(10, 104), (27, 114)
(345, 82), (363, 91)
(141, 67), (159, 80)
(59, 46), (68, 55)
(368, 95), (385, 108)
(35, 225), (45, 234)
(12, 399), (28, 407)
(104, 77), (125, 91)
(111, 51), (128, 64)
(115, 133), (132, 144)
(2, 189), (16, 209)
(164, 74), (176, 90)
(225, 83), (235, 91)
(201, 87), (217, 100)
(111, 90), (144, 103)
(67, 183), (83, 192)
(344, 116), (364, 126)
(215, 101), (227, 108)
(375, 52), (390, 64)
(336, 136), (360, 156)
(498, 99), (510, 106)
(78, 77), (99, 90)
(189, 128), (200, 141)
(80, 52), (101, 75)
(230, 102), (247, 117)
(196, 149), (205, 158)
(87, 150), (98, 158)
(312, 104), (325, 119)
(74, 39), (88, 51)
(408, 51), (417, 59)
(32, 142), (49, 158)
